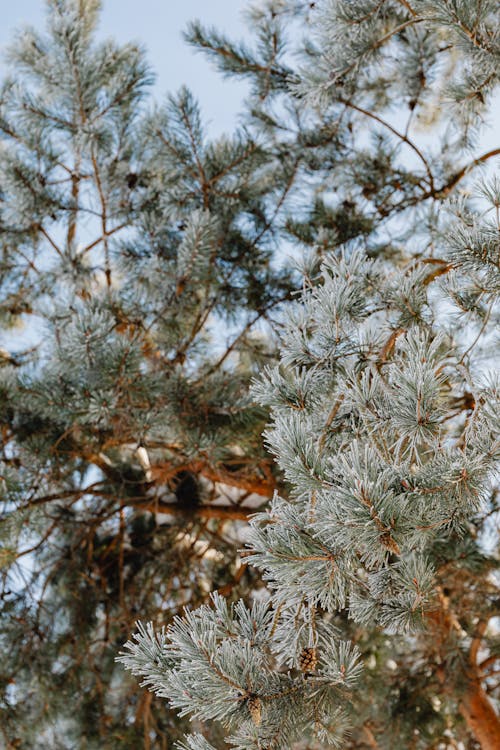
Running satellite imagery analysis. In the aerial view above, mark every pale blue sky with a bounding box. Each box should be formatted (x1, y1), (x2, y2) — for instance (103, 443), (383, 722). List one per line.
(0, 0), (249, 136)
(2, 2), (498, 148)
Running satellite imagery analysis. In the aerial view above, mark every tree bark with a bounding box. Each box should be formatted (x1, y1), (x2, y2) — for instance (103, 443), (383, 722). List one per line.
(429, 595), (500, 750)
(137, 499), (260, 521)
(459, 677), (500, 750)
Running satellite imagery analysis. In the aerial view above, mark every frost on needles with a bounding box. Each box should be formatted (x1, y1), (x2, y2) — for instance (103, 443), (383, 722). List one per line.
(119, 0), (500, 748)
(0, 0), (498, 747)
(120, 236), (499, 747)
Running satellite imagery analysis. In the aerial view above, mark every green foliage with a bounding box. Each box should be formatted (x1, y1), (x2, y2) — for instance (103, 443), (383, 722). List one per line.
(1, 0), (499, 748)
(119, 592), (360, 749)
(0, 0), (295, 746)
(122, 1), (500, 749)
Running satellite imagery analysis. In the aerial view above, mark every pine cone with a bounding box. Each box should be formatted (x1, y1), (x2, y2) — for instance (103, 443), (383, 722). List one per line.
(247, 694), (262, 726)
(299, 646), (318, 674)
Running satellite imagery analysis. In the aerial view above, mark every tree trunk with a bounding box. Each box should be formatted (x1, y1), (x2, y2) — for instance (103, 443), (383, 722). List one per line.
(429, 597), (500, 750)
(459, 678), (500, 750)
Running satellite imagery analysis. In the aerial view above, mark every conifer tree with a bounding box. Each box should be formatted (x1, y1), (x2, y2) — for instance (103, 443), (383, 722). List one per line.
(120, 1), (500, 749)
(0, 1), (298, 746)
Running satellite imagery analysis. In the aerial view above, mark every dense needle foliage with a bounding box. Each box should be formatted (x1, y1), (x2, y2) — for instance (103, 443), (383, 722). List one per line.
(0, 1), (294, 745)
(0, 1), (499, 749)
(121, 1), (500, 749)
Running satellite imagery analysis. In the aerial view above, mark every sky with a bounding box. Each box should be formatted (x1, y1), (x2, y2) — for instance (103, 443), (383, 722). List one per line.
(0, 0), (249, 137)
(0, 0), (251, 354)
(2, 1), (498, 146)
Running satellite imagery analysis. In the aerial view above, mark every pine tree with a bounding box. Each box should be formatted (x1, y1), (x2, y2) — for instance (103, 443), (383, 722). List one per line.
(120, 1), (500, 749)
(0, 1), (299, 747)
